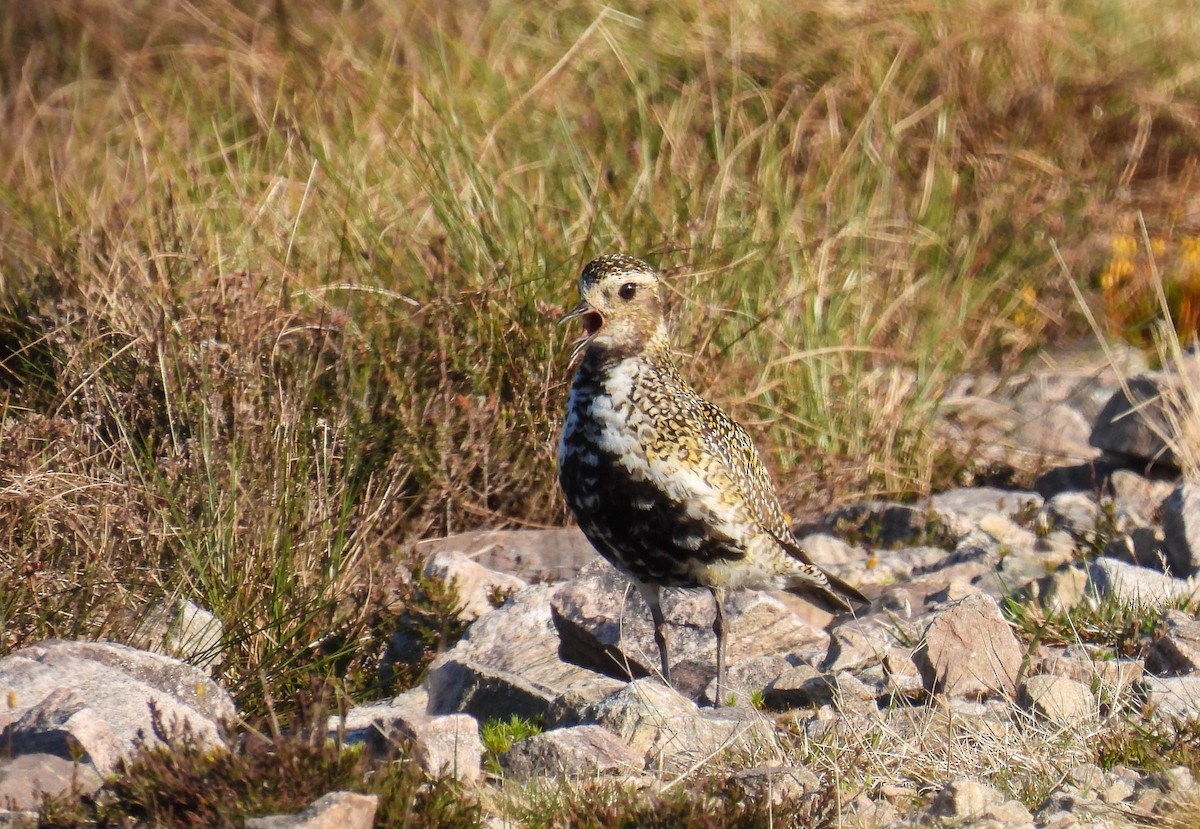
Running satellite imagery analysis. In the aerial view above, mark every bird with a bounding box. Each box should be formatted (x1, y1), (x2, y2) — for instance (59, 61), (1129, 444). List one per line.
(557, 253), (869, 704)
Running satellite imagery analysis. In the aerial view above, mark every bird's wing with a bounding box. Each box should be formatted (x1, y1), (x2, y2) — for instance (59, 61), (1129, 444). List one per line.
(691, 397), (869, 609)
(692, 396), (798, 541)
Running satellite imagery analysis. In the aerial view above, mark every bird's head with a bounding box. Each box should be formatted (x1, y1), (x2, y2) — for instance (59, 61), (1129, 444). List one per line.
(561, 254), (668, 362)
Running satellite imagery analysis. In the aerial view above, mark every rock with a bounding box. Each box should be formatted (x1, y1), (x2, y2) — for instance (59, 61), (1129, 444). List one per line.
(368, 712), (482, 784)
(918, 530), (1002, 589)
(333, 688), (428, 747)
(0, 640), (234, 774)
(926, 776), (1034, 823)
(550, 558), (826, 697)
(0, 688), (123, 775)
(794, 532), (867, 569)
(1034, 460), (1124, 500)
(424, 583), (599, 720)
(415, 528), (599, 583)
(1030, 565), (1090, 614)
(725, 764), (821, 808)
(937, 350), (1142, 472)
(544, 675), (627, 728)
(1142, 675), (1200, 723)
(129, 598), (223, 672)
(762, 665), (838, 710)
(582, 679), (773, 771)
(928, 487), (1042, 537)
(858, 546), (949, 586)
(423, 550), (528, 621)
(1017, 674), (1096, 726)
(824, 614), (920, 674)
(881, 647), (925, 699)
(0, 753), (103, 811)
(700, 655), (792, 708)
(245, 791), (378, 829)
(1086, 557), (1200, 607)
(841, 792), (902, 828)
(1030, 646), (1142, 709)
(500, 724), (642, 779)
(1103, 526), (1169, 571)
(1147, 612), (1200, 676)
(1163, 482), (1200, 578)
(823, 501), (941, 548)
(1089, 355), (1200, 469)
(912, 594), (1023, 698)
(1043, 492), (1104, 540)
(1109, 469), (1175, 524)
(973, 549), (1052, 600)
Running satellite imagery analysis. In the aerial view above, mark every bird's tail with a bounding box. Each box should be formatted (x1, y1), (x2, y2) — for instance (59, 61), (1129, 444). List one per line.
(785, 568), (870, 615)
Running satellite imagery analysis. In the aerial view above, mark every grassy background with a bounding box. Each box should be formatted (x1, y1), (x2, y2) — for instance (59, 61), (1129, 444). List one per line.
(2, 0), (1200, 714)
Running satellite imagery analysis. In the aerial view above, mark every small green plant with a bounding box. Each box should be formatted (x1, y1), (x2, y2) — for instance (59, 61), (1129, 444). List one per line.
(1003, 590), (1178, 659)
(749, 688), (766, 710)
(482, 714), (545, 774)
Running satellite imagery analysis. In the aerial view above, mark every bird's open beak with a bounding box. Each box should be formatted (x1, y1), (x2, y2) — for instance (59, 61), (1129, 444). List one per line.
(560, 298), (603, 363)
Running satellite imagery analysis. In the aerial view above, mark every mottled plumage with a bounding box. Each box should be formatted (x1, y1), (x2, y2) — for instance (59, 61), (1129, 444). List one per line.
(557, 254), (868, 702)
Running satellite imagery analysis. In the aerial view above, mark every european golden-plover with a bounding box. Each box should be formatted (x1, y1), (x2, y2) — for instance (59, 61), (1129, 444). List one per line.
(557, 254), (868, 702)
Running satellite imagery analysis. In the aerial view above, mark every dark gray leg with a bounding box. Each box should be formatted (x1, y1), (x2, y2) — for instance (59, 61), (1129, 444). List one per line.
(711, 586), (727, 706)
(638, 583), (671, 685)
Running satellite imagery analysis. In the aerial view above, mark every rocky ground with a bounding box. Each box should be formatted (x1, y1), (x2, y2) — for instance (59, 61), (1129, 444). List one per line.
(6, 347), (1200, 827)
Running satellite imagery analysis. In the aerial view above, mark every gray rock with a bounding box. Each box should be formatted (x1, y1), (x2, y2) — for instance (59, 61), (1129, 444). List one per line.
(1147, 613), (1200, 676)
(423, 550), (528, 622)
(858, 546), (949, 586)
(794, 532), (867, 568)
(1086, 557), (1200, 606)
(414, 528), (599, 583)
(912, 594), (1023, 698)
(928, 487), (1042, 537)
(1089, 355), (1200, 469)
(926, 776), (1034, 823)
(823, 501), (941, 548)
(1142, 675), (1200, 723)
(1029, 565), (1090, 613)
(500, 724), (642, 779)
(0, 640), (234, 772)
(0, 753), (103, 812)
(369, 711), (482, 784)
(424, 583), (599, 720)
(550, 558), (826, 698)
(244, 791), (378, 829)
(544, 675), (627, 728)
(881, 647), (925, 700)
(1043, 492), (1104, 539)
(129, 598), (223, 672)
(700, 654), (792, 708)
(762, 665), (838, 710)
(1109, 469), (1175, 524)
(1017, 674), (1096, 726)
(1030, 646), (1142, 709)
(0, 688), (123, 775)
(725, 764), (821, 808)
(582, 679), (773, 771)
(824, 614), (921, 674)
(332, 687), (428, 747)
(1163, 481), (1200, 578)
(1103, 526), (1169, 571)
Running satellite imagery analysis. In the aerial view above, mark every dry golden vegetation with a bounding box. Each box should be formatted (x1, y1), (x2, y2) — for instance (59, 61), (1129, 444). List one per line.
(2, 0), (1200, 756)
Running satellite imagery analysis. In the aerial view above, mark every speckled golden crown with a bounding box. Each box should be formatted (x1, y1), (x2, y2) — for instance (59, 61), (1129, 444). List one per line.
(579, 254), (655, 287)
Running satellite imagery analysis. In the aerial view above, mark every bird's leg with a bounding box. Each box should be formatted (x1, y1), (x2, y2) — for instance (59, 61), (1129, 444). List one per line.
(711, 586), (727, 706)
(638, 583), (671, 686)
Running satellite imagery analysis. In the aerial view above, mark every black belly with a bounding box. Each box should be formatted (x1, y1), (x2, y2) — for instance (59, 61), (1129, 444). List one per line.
(559, 444), (745, 588)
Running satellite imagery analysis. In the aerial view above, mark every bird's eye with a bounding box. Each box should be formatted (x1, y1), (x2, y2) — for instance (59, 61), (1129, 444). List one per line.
(618, 283), (637, 300)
